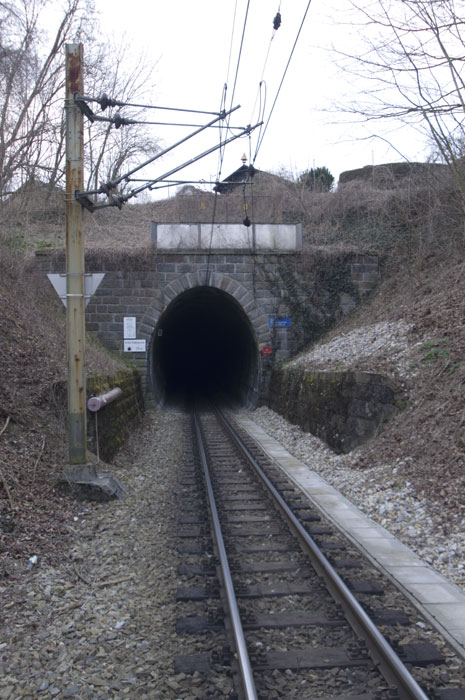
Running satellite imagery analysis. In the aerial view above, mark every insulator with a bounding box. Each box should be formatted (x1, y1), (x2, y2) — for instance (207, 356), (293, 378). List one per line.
(273, 11), (281, 30)
(98, 93), (111, 111)
(243, 215), (251, 227)
(99, 181), (112, 196)
(111, 194), (124, 210)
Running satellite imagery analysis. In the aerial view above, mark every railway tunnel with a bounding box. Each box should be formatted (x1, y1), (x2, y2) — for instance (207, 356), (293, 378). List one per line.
(150, 286), (260, 407)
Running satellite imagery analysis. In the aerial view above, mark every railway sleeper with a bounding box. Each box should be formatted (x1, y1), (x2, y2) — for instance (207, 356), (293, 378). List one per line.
(177, 580), (317, 600)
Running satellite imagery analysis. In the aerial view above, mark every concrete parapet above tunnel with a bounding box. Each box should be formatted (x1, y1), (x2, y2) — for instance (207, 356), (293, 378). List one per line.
(151, 222), (302, 252)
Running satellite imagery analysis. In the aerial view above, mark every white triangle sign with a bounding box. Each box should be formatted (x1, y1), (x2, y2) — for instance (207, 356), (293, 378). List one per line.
(47, 273), (105, 308)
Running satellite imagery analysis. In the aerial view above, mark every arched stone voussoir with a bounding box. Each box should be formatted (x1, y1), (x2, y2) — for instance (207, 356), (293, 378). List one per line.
(146, 272), (263, 341)
(138, 324), (154, 340)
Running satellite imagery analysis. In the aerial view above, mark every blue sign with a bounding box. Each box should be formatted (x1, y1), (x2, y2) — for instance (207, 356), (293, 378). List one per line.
(269, 316), (291, 328)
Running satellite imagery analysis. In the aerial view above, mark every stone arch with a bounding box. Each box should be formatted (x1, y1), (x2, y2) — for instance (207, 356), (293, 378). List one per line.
(137, 271), (271, 348)
(141, 273), (268, 408)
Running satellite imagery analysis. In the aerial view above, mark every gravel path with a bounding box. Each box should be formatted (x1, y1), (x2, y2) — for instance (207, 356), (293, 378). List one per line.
(1, 411), (189, 700)
(245, 407), (465, 592)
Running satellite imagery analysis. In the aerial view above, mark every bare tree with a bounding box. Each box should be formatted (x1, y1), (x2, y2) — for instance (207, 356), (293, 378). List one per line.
(0, 0), (94, 198)
(83, 36), (160, 196)
(336, 1), (465, 188)
(0, 0), (160, 207)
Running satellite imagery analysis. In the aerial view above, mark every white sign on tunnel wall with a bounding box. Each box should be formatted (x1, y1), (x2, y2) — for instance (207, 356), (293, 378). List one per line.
(124, 317), (136, 339)
(123, 339), (146, 353)
(123, 317), (146, 353)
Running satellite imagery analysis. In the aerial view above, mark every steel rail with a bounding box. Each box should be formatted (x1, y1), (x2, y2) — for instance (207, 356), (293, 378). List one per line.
(193, 411), (259, 700)
(216, 409), (430, 700)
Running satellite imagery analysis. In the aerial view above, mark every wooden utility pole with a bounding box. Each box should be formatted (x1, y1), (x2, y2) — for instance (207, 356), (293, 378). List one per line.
(65, 43), (87, 465)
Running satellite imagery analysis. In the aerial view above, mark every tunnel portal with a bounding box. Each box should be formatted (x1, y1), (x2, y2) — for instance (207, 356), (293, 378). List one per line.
(151, 286), (260, 407)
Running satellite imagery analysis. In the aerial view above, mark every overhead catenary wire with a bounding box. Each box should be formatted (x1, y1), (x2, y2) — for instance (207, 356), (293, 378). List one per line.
(222, 0), (252, 143)
(253, 0), (313, 164)
(249, 81), (267, 161)
(250, 2), (282, 123)
(77, 93), (223, 116)
(225, 0), (239, 89)
(228, 0), (251, 116)
(78, 105), (241, 198)
(75, 0), (311, 214)
(74, 94), (245, 130)
(205, 84), (233, 285)
(214, 84), (230, 181)
(205, 0), (252, 281)
(76, 118), (263, 211)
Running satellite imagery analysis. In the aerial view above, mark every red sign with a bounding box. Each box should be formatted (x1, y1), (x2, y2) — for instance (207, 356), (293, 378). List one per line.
(261, 345), (272, 356)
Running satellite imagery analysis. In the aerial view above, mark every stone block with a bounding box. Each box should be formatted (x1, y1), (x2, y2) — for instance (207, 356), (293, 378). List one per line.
(353, 254), (378, 265)
(97, 322), (122, 332)
(60, 471), (125, 501)
(176, 264), (194, 273)
(124, 305), (149, 315)
(358, 281), (378, 293)
(98, 295), (120, 305)
(339, 292), (357, 315)
(351, 263), (379, 273)
(134, 288), (157, 297)
(169, 279), (184, 295)
(187, 272), (201, 288)
(90, 313), (114, 323)
(362, 271), (379, 283)
(139, 322), (156, 336)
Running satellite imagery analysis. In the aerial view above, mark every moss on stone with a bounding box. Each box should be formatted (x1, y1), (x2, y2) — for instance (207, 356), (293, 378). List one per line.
(268, 366), (402, 453)
(87, 368), (144, 462)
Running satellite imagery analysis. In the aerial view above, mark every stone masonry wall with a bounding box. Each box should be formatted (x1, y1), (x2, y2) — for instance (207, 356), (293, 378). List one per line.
(36, 248), (379, 403)
(86, 369), (144, 462)
(268, 365), (402, 453)
(52, 369), (144, 462)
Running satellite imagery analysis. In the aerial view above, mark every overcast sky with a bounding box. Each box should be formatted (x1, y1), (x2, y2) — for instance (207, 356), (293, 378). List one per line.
(94, 0), (427, 196)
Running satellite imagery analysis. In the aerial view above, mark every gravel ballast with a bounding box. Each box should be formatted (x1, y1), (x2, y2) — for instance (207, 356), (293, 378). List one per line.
(250, 320), (465, 592)
(1, 411), (188, 700)
(1, 319), (463, 699)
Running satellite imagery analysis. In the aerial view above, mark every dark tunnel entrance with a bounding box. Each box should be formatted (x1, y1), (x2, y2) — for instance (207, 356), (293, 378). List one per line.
(151, 286), (260, 407)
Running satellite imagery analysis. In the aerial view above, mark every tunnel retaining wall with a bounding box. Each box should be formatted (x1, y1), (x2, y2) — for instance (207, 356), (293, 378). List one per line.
(268, 365), (403, 453)
(52, 369), (144, 461)
(37, 246), (379, 405)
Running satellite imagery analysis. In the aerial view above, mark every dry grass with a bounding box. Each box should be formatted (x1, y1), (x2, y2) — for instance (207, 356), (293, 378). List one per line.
(0, 243), (131, 574)
(2, 165), (462, 260)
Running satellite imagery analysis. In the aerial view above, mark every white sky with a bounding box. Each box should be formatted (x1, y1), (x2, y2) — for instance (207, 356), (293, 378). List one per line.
(92, 0), (427, 196)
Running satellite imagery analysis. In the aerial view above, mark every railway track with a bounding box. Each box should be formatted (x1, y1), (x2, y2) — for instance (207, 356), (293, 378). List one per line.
(174, 408), (465, 699)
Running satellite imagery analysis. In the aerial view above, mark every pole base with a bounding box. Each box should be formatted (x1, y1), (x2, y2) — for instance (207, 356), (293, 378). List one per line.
(62, 464), (125, 501)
